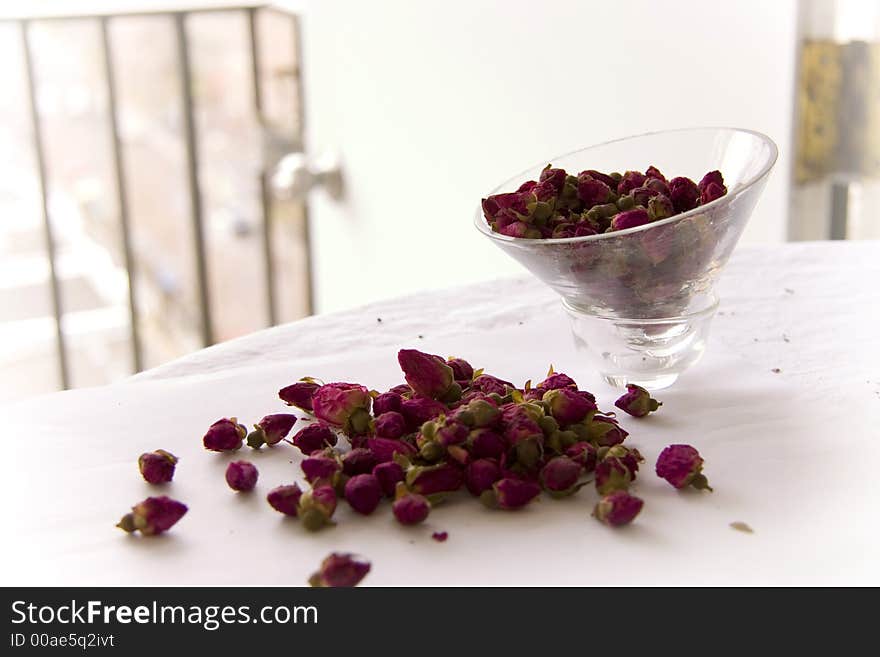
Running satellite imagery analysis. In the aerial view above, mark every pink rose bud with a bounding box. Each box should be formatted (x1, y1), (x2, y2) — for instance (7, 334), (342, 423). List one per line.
(406, 462), (464, 496)
(446, 357), (474, 382)
(540, 165), (568, 192)
(481, 192), (530, 222)
(290, 423), (337, 455)
(278, 380), (319, 411)
(594, 490), (644, 527)
(203, 417), (246, 452)
(645, 165), (667, 183)
(574, 223), (598, 237)
(138, 449), (178, 484)
(298, 485), (337, 531)
(543, 388), (594, 425)
(225, 460), (258, 492)
(374, 411), (408, 440)
(617, 170), (647, 196)
(247, 413), (298, 449)
(373, 460), (405, 497)
(308, 553), (371, 587)
(577, 176), (613, 208)
(551, 223), (576, 238)
(647, 194), (674, 221)
(344, 474), (383, 515)
(499, 220), (542, 239)
(392, 487), (431, 525)
(387, 383), (413, 396)
(342, 447), (378, 476)
(397, 349), (456, 401)
(472, 373), (514, 396)
(611, 208), (650, 231)
(698, 170), (725, 192)
(701, 181), (726, 204)
(595, 457), (632, 495)
(588, 415), (629, 446)
(301, 454), (342, 485)
(373, 391), (403, 416)
(465, 458), (502, 496)
(668, 176), (700, 213)
(565, 441), (597, 473)
(367, 437), (417, 463)
(538, 372), (577, 390)
(435, 419), (469, 448)
(580, 169), (618, 189)
(655, 444), (712, 491)
(614, 383), (662, 417)
(400, 397), (447, 432)
(267, 484), (303, 516)
(312, 382), (372, 435)
(517, 180), (537, 193)
(482, 478), (541, 510)
(539, 456), (583, 497)
(116, 496), (188, 535)
(605, 444), (643, 478)
(469, 428), (506, 459)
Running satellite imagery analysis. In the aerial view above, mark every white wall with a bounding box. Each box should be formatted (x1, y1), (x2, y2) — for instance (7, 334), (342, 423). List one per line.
(293, 0), (797, 313)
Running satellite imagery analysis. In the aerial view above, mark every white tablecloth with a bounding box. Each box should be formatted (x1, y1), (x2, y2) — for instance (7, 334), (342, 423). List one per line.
(4, 241), (879, 585)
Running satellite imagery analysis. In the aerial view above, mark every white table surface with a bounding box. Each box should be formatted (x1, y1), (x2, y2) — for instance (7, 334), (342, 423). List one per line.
(4, 241), (879, 586)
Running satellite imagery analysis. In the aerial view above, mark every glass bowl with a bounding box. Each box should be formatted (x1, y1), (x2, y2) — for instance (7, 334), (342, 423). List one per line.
(474, 127), (778, 389)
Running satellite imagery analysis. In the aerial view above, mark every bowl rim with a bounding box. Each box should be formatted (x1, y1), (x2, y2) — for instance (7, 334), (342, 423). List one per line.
(472, 126), (779, 245)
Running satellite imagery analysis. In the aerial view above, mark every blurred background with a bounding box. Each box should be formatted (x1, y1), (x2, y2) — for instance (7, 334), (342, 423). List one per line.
(0, 0), (877, 402)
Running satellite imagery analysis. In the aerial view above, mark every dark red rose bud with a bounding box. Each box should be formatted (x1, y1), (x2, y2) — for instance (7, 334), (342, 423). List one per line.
(543, 388), (594, 425)
(203, 417), (246, 452)
(344, 474), (383, 515)
(367, 437), (417, 463)
(342, 448), (378, 476)
(565, 441), (597, 473)
(278, 380), (319, 411)
(392, 487), (431, 525)
(644, 176), (670, 197)
(298, 485), (337, 531)
(397, 349), (456, 400)
(668, 176), (700, 212)
(701, 181), (726, 204)
(469, 428), (506, 459)
(647, 194), (675, 221)
(617, 170), (647, 196)
(373, 391), (403, 416)
(645, 165), (667, 183)
(465, 458), (502, 496)
(309, 553), (370, 587)
(387, 383), (412, 397)
(606, 445), (643, 478)
(580, 169), (618, 189)
(225, 460), (258, 492)
(594, 490), (644, 527)
(588, 415), (629, 446)
(482, 478), (541, 510)
(698, 170), (724, 192)
(595, 457), (632, 495)
(631, 186), (660, 207)
(539, 456), (583, 497)
(301, 454), (342, 485)
(290, 422), (337, 455)
(116, 496), (188, 535)
(138, 449), (177, 484)
(472, 373), (514, 396)
(538, 372), (577, 390)
(267, 484), (303, 516)
(373, 460), (405, 497)
(614, 383), (662, 417)
(248, 413), (298, 448)
(374, 411), (407, 440)
(611, 208), (650, 231)
(481, 192), (530, 222)
(656, 444), (712, 491)
(432, 531), (448, 542)
(446, 357), (474, 382)
(498, 220), (542, 238)
(400, 397), (447, 432)
(312, 382), (372, 435)
(540, 165), (568, 192)
(577, 176), (613, 208)
(406, 462), (464, 496)
(574, 223), (597, 237)
(517, 180), (538, 193)
(435, 419), (469, 447)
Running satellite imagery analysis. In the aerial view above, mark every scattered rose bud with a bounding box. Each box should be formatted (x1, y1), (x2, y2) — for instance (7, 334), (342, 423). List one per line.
(447, 357), (474, 382)
(247, 413), (297, 449)
(543, 387), (595, 425)
(406, 463), (464, 496)
(278, 380), (319, 411)
(344, 474), (383, 515)
(312, 382), (372, 435)
(400, 397), (447, 432)
(565, 441), (597, 473)
(588, 415), (629, 446)
(367, 437), (417, 463)
(298, 485), (337, 531)
(471, 373), (513, 396)
(308, 553), (371, 587)
(469, 427), (505, 459)
(539, 456), (583, 497)
(482, 478), (541, 510)
(465, 458), (502, 496)
(538, 372), (576, 391)
(432, 531), (448, 542)
(607, 445), (643, 478)
(342, 448), (378, 476)
(117, 496), (187, 535)
(373, 391), (404, 416)
(398, 349), (456, 400)
(267, 484), (303, 516)
(614, 384), (662, 417)
(594, 490), (644, 527)
(595, 457), (632, 495)
(301, 454), (342, 485)
(290, 422), (337, 455)
(225, 460), (258, 492)
(392, 486), (431, 525)
(374, 411), (407, 440)
(373, 460), (405, 497)
(138, 449), (177, 484)
(203, 417), (246, 452)
(655, 444), (712, 491)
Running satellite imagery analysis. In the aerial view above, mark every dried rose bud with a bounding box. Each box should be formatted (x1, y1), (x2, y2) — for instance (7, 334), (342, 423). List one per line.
(647, 194), (674, 221)
(290, 423), (336, 455)
(503, 409), (544, 445)
(565, 441), (597, 473)
(668, 176), (700, 213)
(435, 419), (469, 448)
(540, 165), (567, 193)
(594, 490), (644, 527)
(344, 474), (383, 515)
(701, 181), (726, 204)
(392, 487), (431, 525)
(517, 180), (537, 193)
(298, 485), (337, 531)
(398, 349), (456, 400)
(374, 411), (407, 440)
(482, 478), (541, 510)
(203, 417), (246, 452)
(471, 373), (513, 396)
(645, 165), (667, 183)
(406, 462), (464, 496)
(605, 444), (643, 478)
(373, 460), (405, 497)
(138, 449), (177, 484)
(611, 208), (650, 231)
(539, 456), (583, 497)
(267, 484), (303, 516)
(576, 169), (616, 189)
(594, 457), (632, 495)
(577, 175), (613, 208)
(655, 444), (712, 491)
(543, 388), (594, 425)
(617, 170), (647, 196)
(538, 372), (577, 390)
(309, 553), (371, 587)
(278, 380), (319, 411)
(588, 415), (629, 446)
(457, 399), (501, 429)
(117, 496), (187, 536)
(373, 391), (403, 416)
(481, 192), (529, 222)
(551, 223), (576, 238)
(432, 531), (448, 542)
(499, 221), (541, 238)
(367, 437), (417, 463)
(247, 413), (298, 449)
(465, 458), (502, 496)
(698, 170), (724, 192)
(312, 382), (372, 435)
(225, 460), (258, 492)
(342, 448), (378, 476)
(614, 383), (662, 417)
(446, 357), (474, 382)
(469, 428), (506, 459)
(574, 223), (597, 237)
(644, 176), (670, 197)
(400, 397), (447, 432)
(630, 186), (660, 207)
(301, 454), (342, 485)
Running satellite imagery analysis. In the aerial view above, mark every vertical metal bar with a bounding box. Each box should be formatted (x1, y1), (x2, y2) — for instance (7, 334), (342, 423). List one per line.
(100, 16), (143, 372)
(830, 181), (849, 240)
(21, 20), (70, 389)
(174, 12), (214, 346)
(247, 7), (277, 326)
(290, 13), (315, 315)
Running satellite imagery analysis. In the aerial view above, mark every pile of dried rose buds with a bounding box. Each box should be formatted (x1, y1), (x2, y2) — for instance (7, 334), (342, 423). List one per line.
(482, 165), (726, 239)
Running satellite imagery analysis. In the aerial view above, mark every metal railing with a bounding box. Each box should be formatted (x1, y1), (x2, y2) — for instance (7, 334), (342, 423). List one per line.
(3, 3), (309, 388)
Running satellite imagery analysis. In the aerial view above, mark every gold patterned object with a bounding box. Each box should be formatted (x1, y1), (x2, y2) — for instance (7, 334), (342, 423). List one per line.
(795, 39), (880, 183)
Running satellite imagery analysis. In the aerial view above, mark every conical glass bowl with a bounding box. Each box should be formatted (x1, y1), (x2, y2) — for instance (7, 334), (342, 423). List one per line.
(474, 127), (778, 389)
